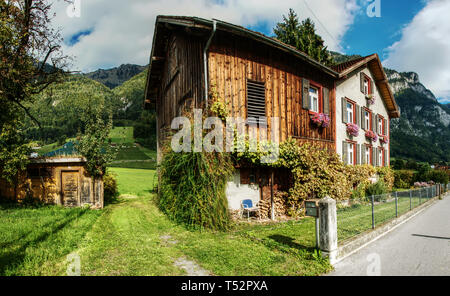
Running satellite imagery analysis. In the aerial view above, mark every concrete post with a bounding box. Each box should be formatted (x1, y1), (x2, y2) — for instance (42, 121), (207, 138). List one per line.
(318, 196), (338, 264)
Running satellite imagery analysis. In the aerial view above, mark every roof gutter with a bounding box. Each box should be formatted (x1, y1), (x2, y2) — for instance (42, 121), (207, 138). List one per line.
(203, 20), (217, 108)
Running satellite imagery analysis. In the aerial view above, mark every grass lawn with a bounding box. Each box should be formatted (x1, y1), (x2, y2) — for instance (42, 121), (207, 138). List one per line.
(337, 195), (432, 242)
(109, 127), (134, 144)
(0, 167), (332, 276)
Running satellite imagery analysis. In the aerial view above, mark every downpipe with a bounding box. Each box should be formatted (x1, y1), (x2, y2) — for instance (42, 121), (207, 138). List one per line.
(203, 20), (217, 109)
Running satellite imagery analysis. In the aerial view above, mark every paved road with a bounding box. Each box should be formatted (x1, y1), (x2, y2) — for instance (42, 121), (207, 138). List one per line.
(328, 194), (450, 276)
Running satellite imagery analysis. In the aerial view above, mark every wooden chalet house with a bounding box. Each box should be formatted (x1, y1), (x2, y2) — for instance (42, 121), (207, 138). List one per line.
(144, 16), (399, 210)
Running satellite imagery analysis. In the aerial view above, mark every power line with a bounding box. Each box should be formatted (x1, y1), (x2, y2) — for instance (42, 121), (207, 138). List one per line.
(301, 0), (340, 47)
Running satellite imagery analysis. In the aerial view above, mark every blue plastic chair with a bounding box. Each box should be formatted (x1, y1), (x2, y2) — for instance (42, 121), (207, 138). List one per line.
(241, 199), (260, 220)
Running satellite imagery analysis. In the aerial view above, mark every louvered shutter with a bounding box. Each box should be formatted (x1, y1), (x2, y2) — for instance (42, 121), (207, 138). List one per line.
(356, 144), (361, 165)
(323, 87), (330, 115)
(355, 104), (361, 127)
(370, 79), (375, 95)
(246, 80), (266, 125)
(371, 114), (376, 132)
(372, 147), (376, 166)
(360, 73), (365, 94)
(302, 79), (310, 110)
(375, 114), (379, 134)
(383, 118), (387, 135)
(342, 141), (348, 164)
(361, 146), (366, 164)
(342, 98), (348, 123)
(384, 149), (388, 167)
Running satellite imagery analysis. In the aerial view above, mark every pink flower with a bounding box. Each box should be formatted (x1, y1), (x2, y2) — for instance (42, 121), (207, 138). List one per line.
(380, 135), (389, 144)
(365, 130), (378, 142)
(346, 123), (359, 137)
(310, 113), (330, 128)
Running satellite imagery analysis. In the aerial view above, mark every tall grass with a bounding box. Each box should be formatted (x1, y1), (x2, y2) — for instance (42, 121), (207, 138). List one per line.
(159, 149), (233, 231)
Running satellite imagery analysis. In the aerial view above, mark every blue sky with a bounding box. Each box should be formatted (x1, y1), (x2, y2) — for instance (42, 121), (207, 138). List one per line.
(52, 0), (450, 103)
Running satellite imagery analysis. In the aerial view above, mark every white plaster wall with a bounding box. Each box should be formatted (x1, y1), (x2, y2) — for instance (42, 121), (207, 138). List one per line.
(226, 170), (260, 211)
(336, 67), (390, 164)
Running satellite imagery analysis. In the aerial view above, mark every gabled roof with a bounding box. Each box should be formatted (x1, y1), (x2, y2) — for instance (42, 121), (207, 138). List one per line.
(144, 15), (339, 108)
(333, 54), (400, 118)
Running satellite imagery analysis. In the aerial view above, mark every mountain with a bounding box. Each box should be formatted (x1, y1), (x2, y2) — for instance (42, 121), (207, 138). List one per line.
(386, 69), (450, 163)
(84, 64), (147, 89)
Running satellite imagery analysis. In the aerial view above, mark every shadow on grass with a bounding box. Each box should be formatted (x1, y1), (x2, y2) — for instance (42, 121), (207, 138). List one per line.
(0, 209), (89, 275)
(268, 234), (316, 253)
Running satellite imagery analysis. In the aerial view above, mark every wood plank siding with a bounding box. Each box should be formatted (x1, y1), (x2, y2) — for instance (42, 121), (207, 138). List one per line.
(207, 31), (336, 150)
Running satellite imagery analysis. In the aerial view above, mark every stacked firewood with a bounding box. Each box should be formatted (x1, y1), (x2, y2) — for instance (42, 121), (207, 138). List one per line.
(258, 191), (289, 219)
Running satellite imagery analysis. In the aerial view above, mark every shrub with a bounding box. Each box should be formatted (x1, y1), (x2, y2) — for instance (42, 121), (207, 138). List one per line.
(426, 170), (449, 185)
(103, 172), (119, 203)
(159, 149), (233, 231)
(365, 180), (387, 196)
(376, 167), (394, 192)
(394, 170), (414, 189)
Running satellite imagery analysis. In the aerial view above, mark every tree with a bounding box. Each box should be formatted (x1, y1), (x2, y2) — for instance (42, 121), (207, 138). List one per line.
(273, 9), (334, 66)
(0, 0), (69, 184)
(0, 122), (32, 198)
(0, 0), (69, 127)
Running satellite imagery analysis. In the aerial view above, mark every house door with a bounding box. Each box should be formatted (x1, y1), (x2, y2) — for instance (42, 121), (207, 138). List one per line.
(61, 171), (79, 207)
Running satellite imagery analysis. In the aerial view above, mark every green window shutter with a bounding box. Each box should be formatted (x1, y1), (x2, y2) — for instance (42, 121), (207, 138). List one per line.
(360, 73), (365, 94)
(372, 147), (376, 166)
(362, 146), (366, 164)
(342, 98), (348, 123)
(323, 87), (330, 115)
(383, 118), (387, 135)
(302, 79), (310, 110)
(356, 144), (361, 165)
(342, 141), (348, 164)
(355, 104), (361, 127)
(374, 114), (379, 134)
(384, 149), (388, 167)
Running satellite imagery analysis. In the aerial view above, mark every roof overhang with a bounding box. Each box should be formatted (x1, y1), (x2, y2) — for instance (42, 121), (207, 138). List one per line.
(337, 54), (400, 118)
(144, 15), (340, 109)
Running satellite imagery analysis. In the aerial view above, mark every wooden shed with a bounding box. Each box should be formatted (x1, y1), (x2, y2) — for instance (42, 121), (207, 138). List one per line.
(0, 157), (104, 208)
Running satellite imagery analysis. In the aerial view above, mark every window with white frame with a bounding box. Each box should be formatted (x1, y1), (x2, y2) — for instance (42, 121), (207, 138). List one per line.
(346, 102), (354, 123)
(348, 143), (355, 165)
(364, 110), (370, 130)
(378, 149), (383, 167)
(378, 117), (383, 135)
(365, 146), (371, 165)
(364, 77), (369, 95)
(309, 87), (319, 113)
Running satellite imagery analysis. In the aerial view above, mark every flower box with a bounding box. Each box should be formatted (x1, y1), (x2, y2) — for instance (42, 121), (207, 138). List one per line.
(380, 135), (389, 145)
(310, 113), (330, 128)
(346, 123), (359, 137)
(365, 130), (378, 142)
(365, 94), (375, 105)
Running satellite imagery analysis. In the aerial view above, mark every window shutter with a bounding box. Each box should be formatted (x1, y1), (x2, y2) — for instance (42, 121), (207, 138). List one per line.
(362, 146), (366, 165)
(374, 114), (379, 133)
(302, 79), (310, 110)
(342, 98), (348, 123)
(323, 87), (330, 115)
(361, 109), (365, 130)
(372, 147), (376, 166)
(384, 149), (388, 167)
(355, 104), (361, 127)
(383, 118), (387, 135)
(356, 144), (361, 165)
(370, 79), (375, 95)
(246, 80), (266, 125)
(360, 73), (365, 94)
(342, 141), (348, 164)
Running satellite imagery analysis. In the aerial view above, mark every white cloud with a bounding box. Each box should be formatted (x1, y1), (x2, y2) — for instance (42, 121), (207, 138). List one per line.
(384, 0), (450, 103)
(50, 0), (360, 72)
